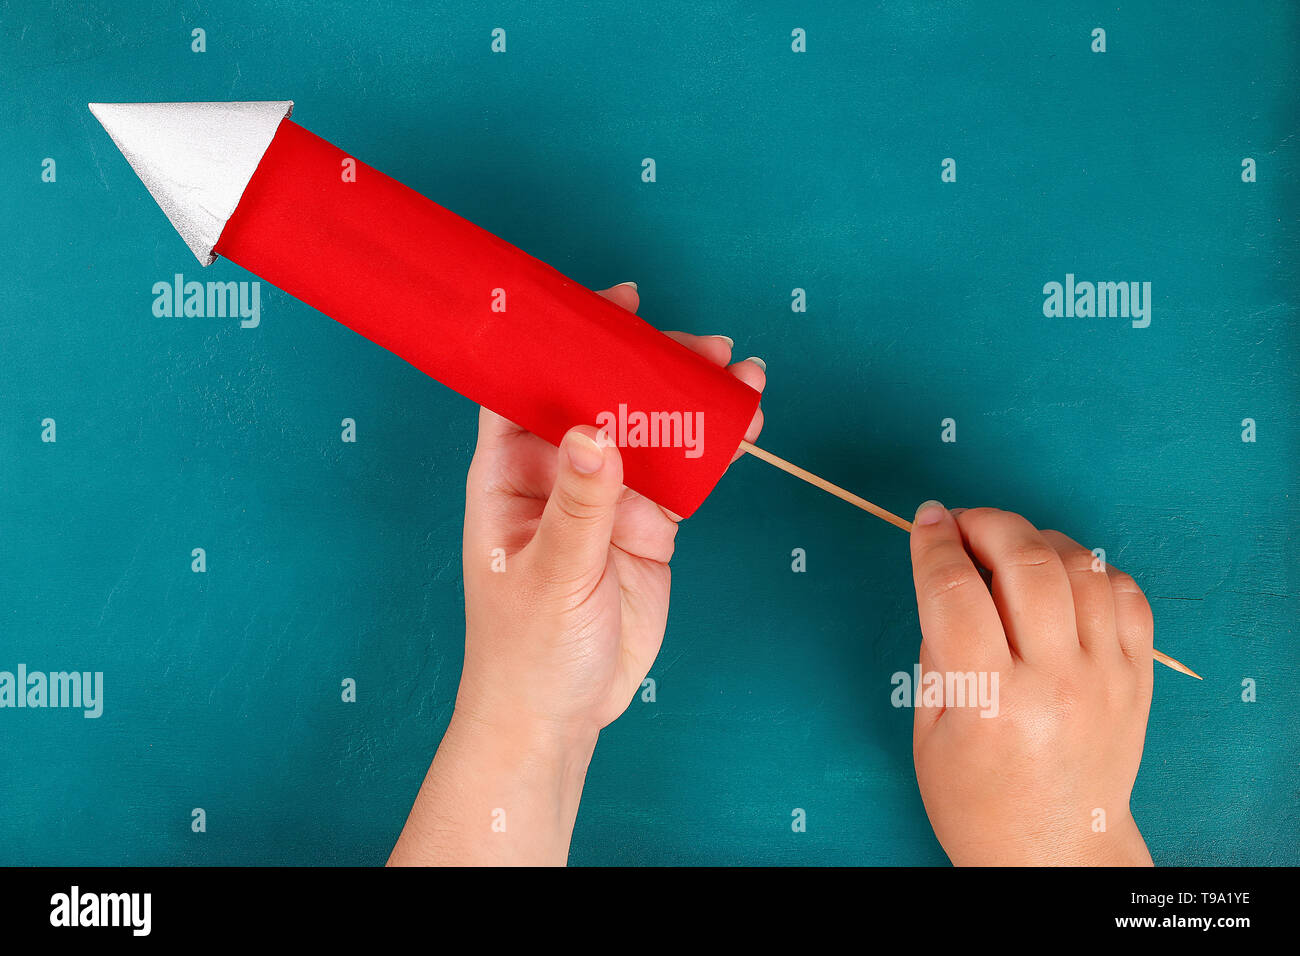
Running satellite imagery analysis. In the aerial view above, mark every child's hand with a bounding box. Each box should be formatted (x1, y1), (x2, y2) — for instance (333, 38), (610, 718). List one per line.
(390, 283), (764, 865)
(908, 504), (1155, 866)
(456, 282), (766, 739)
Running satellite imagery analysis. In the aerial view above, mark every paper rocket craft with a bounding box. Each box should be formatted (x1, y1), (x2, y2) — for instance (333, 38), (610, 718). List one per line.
(88, 101), (1200, 679)
(89, 100), (760, 517)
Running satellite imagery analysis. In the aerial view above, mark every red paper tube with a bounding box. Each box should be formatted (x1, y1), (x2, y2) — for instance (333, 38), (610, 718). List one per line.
(212, 119), (760, 517)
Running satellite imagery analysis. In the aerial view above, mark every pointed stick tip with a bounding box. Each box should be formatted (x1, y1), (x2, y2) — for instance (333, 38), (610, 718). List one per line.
(1154, 650), (1202, 680)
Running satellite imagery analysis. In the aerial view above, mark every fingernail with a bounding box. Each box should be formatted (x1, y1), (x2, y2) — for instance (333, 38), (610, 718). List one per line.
(565, 431), (605, 474)
(914, 500), (947, 525)
(745, 356), (766, 371)
(612, 281), (638, 291)
(712, 334), (734, 348)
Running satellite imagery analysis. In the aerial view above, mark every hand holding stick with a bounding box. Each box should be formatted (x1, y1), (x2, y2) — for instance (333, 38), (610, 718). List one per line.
(738, 440), (1201, 680)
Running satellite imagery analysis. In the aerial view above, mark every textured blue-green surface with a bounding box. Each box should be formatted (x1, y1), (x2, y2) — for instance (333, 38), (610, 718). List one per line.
(1, 1), (1296, 865)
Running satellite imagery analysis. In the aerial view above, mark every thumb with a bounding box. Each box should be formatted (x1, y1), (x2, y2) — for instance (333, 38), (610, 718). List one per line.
(528, 426), (624, 593)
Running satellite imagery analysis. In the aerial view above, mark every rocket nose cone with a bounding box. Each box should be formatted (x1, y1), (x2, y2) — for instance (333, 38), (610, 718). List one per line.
(87, 102), (139, 145)
(87, 100), (294, 265)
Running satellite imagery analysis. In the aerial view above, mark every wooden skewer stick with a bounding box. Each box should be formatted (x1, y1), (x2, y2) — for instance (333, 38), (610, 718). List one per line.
(738, 440), (915, 532)
(737, 440), (1202, 680)
(1152, 649), (1202, 680)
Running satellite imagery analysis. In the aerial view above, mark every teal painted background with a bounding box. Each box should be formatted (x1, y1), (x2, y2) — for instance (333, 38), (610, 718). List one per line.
(1, 1), (1296, 865)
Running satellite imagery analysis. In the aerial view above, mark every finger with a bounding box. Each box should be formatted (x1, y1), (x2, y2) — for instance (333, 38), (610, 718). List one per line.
(727, 356), (766, 393)
(597, 282), (640, 313)
(1105, 566), (1154, 668)
(467, 405), (560, 500)
(609, 315), (766, 494)
(909, 501), (1012, 674)
(526, 426), (624, 597)
(663, 329), (735, 367)
(474, 403), (528, 449)
(726, 357), (767, 462)
(610, 486), (680, 563)
(654, 334), (764, 461)
(1041, 530), (1119, 661)
(953, 508), (1078, 667)
(737, 405), (765, 449)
